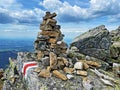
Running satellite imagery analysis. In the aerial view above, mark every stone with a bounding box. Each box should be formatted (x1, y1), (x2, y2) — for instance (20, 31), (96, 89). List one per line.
(47, 66), (51, 71)
(43, 11), (51, 20)
(74, 62), (83, 70)
(10, 77), (15, 84)
(0, 69), (3, 79)
(86, 61), (100, 67)
(70, 46), (79, 52)
(46, 19), (57, 26)
(110, 42), (120, 60)
(57, 60), (65, 69)
(40, 24), (52, 31)
(37, 35), (49, 41)
(83, 62), (89, 70)
(62, 57), (69, 66)
(37, 51), (44, 60)
(76, 70), (87, 76)
(49, 52), (58, 69)
(82, 77), (93, 90)
(49, 13), (57, 19)
(66, 74), (74, 80)
(63, 67), (74, 74)
(48, 38), (57, 44)
(71, 25), (111, 60)
(41, 57), (50, 66)
(113, 63), (120, 75)
(38, 69), (51, 78)
(37, 41), (47, 51)
(34, 67), (41, 73)
(40, 30), (60, 37)
(52, 70), (68, 81)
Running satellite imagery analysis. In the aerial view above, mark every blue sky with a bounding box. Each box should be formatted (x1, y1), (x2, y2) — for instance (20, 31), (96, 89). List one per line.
(0, 0), (120, 40)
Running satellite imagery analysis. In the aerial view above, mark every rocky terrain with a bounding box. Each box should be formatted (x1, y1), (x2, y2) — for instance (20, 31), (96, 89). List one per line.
(1, 12), (120, 90)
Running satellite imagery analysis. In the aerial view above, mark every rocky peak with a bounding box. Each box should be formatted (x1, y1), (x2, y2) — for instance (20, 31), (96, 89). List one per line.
(71, 25), (111, 60)
(2, 12), (120, 90)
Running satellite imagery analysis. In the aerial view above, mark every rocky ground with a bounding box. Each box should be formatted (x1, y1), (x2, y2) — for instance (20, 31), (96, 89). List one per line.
(1, 12), (120, 90)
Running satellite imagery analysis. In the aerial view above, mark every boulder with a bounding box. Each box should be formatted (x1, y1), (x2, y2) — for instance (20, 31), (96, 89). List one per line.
(71, 25), (111, 60)
(110, 26), (120, 62)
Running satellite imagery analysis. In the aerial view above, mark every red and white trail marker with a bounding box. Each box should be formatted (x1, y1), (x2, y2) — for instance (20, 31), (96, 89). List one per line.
(22, 61), (38, 79)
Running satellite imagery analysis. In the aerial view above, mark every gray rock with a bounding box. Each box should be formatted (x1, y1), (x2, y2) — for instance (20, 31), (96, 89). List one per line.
(41, 57), (50, 66)
(71, 25), (111, 60)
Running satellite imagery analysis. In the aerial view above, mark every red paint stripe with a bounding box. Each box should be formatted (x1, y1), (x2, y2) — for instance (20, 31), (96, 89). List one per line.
(23, 63), (37, 76)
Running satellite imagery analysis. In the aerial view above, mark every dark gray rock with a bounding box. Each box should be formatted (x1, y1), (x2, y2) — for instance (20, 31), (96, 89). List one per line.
(41, 57), (50, 66)
(110, 26), (120, 62)
(71, 25), (111, 60)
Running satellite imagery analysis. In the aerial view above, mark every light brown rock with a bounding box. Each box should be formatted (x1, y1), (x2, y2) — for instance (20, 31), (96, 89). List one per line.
(46, 19), (57, 26)
(34, 67), (41, 73)
(52, 70), (68, 81)
(40, 30), (60, 37)
(38, 69), (51, 78)
(83, 62), (89, 70)
(63, 67), (74, 74)
(76, 70), (88, 76)
(48, 38), (57, 44)
(86, 61), (100, 67)
(37, 51), (44, 60)
(47, 66), (51, 71)
(49, 52), (58, 69)
(62, 57), (69, 66)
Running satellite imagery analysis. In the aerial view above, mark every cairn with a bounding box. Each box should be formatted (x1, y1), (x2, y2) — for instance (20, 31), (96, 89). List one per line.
(34, 12), (68, 56)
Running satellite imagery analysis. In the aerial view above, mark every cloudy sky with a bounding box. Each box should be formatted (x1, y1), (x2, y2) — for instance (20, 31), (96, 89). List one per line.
(0, 0), (120, 39)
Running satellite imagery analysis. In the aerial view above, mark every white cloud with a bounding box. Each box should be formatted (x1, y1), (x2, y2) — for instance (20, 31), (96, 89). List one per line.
(39, 0), (120, 22)
(0, 0), (22, 9)
(40, 0), (63, 11)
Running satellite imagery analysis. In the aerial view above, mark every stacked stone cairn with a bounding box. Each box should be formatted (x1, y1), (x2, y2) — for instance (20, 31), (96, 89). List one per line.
(33, 12), (101, 81)
(34, 11), (67, 56)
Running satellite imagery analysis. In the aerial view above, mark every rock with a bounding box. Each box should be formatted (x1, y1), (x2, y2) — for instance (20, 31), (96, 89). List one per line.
(40, 24), (52, 31)
(48, 38), (57, 44)
(38, 69), (51, 78)
(63, 67), (74, 74)
(82, 77), (93, 90)
(40, 30), (60, 37)
(41, 57), (50, 66)
(71, 25), (111, 60)
(110, 42), (120, 61)
(57, 60), (65, 69)
(74, 62), (83, 70)
(113, 63), (120, 75)
(34, 67), (41, 73)
(110, 26), (120, 42)
(66, 74), (74, 80)
(86, 61), (100, 67)
(76, 70), (88, 76)
(0, 69), (4, 79)
(49, 52), (58, 69)
(52, 70), (68, 81)
(62, 57), (69, 66)
(85, 55), (91, 61)
(70, 46), (79, 52)
(46, 19), (57, 26)
(37, 51), (44, 60)
(47, 66), (51, 71)
(83, 63), (89, 70)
